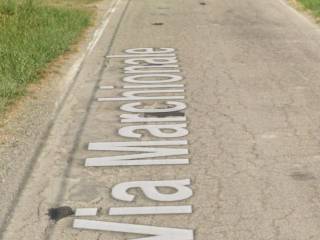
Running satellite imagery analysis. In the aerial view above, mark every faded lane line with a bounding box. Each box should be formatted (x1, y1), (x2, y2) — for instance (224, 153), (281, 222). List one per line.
(87, 0), (122, 53)
(64, 0), (121, 92)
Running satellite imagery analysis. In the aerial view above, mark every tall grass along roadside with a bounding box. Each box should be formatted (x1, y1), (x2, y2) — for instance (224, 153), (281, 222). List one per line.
(0, 0), (90, 113)
(297, 0), (320, 17)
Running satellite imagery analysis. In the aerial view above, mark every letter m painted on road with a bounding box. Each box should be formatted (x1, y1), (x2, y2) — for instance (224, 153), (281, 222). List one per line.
(85, 140), (189, 167)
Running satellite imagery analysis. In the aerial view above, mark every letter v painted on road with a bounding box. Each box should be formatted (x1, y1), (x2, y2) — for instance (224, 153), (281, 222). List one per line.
(73, 219), (194, 240)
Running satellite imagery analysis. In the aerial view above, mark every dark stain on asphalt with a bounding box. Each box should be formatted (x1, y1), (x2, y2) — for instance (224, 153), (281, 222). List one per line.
(144, 111), (185, 118)
(152, 22), (164, 26)
(47, 206), (74, 222)
(290, 171), (316, 181)
(200, 2), (207, 5)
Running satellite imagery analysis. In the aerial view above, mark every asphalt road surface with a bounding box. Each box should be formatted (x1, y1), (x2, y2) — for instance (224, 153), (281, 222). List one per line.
(2, 0), (320, 239)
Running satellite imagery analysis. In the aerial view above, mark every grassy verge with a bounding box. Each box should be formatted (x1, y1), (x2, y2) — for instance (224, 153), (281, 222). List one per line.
(296, 0), (320, 18)
(0, 0), (92, 113)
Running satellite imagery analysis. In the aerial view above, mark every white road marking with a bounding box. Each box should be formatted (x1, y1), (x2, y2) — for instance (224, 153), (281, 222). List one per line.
(87, 0), (122, 54)
(123, 84), (184, 89)
(75, 208), (98, 216)
(120, 114), (187, 123)
(61, 0), (121, 101)
(125, 48), (176, 54)
(75, 48), (194, 237)
(73, 219), (194, 240)
(111, 179), (192, 202)
(107, 53), (176, 58)
(109, 205), (192, 216)
(124, 65), (180, 74)
(85, 140), (189, 167)
(120, 101), (186, 113)
(118, 123), (188, 138)
(98, 89), (185, 101)
(99, 86), (115, 89)
(123, 74), (183, 84)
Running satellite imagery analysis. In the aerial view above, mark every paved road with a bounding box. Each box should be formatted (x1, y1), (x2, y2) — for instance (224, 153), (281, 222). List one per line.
(3, 0), (320, 239)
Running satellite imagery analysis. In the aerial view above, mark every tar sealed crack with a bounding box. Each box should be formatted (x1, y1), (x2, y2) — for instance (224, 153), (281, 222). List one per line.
(47, 206), (74, 222)
(152, 22), (164, 26)
(144, 111), (185, 118)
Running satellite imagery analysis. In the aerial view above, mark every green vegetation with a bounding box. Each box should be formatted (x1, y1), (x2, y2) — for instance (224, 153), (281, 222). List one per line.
(297, 0), (320, 17)
(0, 0), (91, 112)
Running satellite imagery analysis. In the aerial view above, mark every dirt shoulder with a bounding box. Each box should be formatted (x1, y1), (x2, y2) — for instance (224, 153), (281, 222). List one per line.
(0, 0), (111, 231)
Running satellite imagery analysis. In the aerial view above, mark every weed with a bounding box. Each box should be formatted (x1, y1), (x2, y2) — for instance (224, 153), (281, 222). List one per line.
(0, 1), (91, 112)
(0, 0), (16, 15)
(297, 0), (320, 17)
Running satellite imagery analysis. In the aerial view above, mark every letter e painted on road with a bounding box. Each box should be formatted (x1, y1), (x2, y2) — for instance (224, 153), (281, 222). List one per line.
(125, 48), (175, 54)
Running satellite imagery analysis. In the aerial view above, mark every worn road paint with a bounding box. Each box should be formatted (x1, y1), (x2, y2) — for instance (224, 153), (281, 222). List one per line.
(87, 0), (122, 53)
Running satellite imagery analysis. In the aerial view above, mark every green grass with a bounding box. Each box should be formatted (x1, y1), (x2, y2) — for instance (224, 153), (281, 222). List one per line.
(297, 0), (320, 17)
(0, 0), (91, 112)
